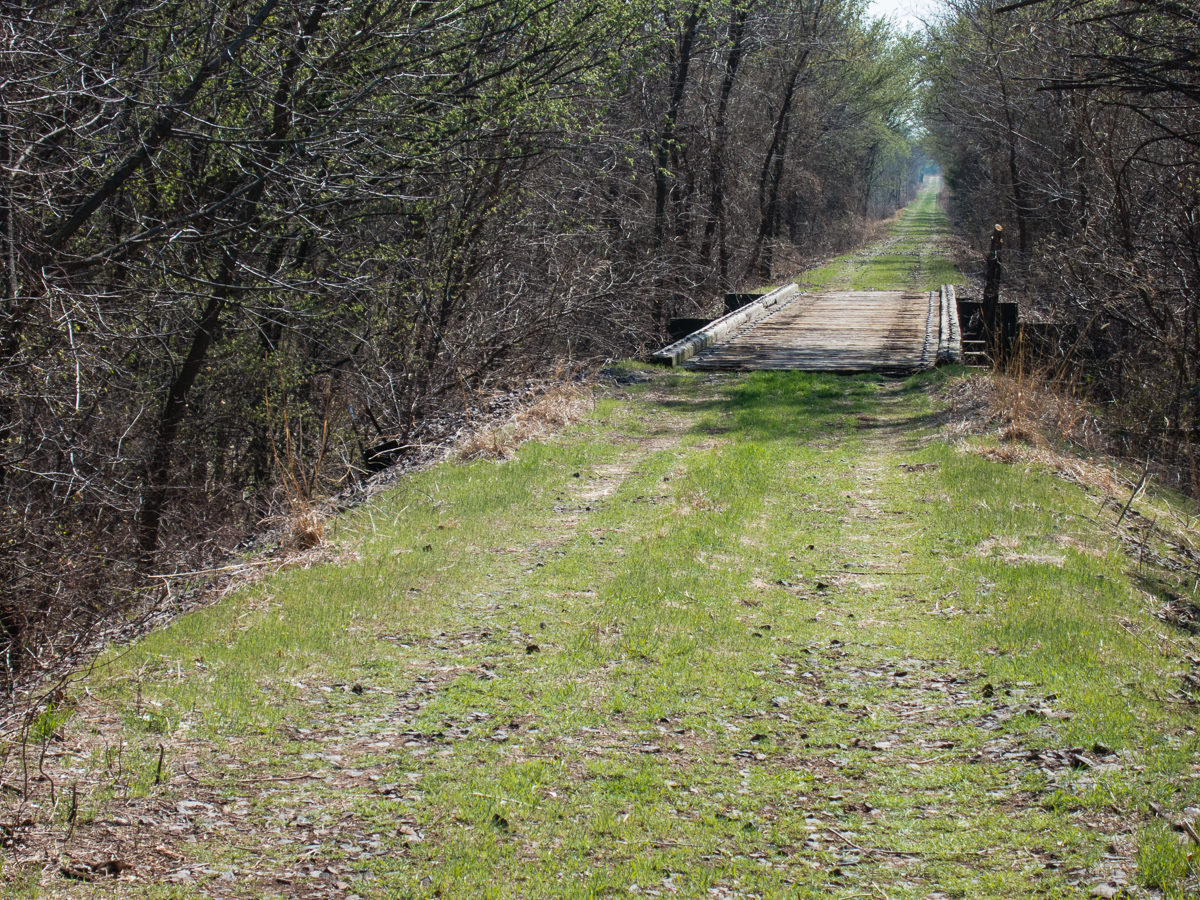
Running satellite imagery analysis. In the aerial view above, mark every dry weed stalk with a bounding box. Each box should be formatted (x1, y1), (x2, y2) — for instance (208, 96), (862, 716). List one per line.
(945, 355), (1200, 572)
(458, 384), (592, 461)
(995, 344), (1098, 449)
(968, 440), (1124, 499)
(945, 342), (1099, 448)
(944, 347), (1133, 501)
(267, 378), (336, 551)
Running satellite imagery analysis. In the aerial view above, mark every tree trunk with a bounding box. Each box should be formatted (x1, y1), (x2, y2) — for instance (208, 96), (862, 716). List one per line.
(746, 51), (807, 280)
(982, 223), (1004, 364)
(700, 3), (750, 288)
(136, 3), (325, 562)
(137, 283), (228, 561)
(653, 1), (706, 253)
(0, 86), (16, 492)
(995, 64), (1030, 255)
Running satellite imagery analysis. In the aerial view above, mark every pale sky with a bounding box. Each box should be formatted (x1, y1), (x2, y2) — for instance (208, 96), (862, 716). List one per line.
(866, 0), (946, 31)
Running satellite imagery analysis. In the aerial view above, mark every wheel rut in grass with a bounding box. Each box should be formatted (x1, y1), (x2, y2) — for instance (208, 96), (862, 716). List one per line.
(7, 369), (1198, 900)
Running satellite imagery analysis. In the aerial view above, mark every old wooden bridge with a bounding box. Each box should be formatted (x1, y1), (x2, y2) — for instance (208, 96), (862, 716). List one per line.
(652, 284), (966, 373)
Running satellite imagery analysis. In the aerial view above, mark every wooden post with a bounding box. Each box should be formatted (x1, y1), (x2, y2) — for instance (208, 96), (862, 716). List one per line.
(982, 224), (1003, 365)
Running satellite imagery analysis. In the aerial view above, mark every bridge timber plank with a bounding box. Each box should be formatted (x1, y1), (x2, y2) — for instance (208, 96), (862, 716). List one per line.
(685, 289), (938, 373)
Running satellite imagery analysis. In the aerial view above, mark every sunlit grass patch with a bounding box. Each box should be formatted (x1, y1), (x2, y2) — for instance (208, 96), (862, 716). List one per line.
(1138, 821), (1199, 898)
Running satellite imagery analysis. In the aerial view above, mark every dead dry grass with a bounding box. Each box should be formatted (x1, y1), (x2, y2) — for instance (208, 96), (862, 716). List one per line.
(276, 502), (327, 552)
(942, 364), (1133, 501)
(944, 368), (1101, 452)
(967, 440), (1126, 498)
(456, 384), (593, 461)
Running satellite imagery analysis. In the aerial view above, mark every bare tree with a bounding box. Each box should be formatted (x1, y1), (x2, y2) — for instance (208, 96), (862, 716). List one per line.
(926, 0), (1200, 487)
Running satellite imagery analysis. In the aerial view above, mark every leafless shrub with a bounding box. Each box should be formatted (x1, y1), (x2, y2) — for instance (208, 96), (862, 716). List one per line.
(944, 369), (1092, 448)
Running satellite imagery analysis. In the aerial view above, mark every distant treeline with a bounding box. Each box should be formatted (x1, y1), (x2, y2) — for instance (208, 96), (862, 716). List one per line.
(0, 0), (925, 675)
(925, 0), (1200, 484)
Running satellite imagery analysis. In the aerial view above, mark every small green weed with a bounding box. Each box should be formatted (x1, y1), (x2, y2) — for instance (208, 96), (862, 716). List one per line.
(1138, 821), (1197, 897)
(28, 704), (71, 743)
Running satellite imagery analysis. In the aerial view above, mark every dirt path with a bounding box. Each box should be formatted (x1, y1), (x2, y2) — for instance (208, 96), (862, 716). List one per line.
(6, 366), (1197, 900)
(797, 182), (961, 296)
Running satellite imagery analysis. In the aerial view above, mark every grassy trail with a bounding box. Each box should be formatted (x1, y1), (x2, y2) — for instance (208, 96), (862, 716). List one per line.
(797, 180), (960, 293)
(5, 192), (1200, 900)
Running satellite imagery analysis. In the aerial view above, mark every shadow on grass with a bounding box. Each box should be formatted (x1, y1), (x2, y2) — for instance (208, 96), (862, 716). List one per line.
(646, 370), (951, 444)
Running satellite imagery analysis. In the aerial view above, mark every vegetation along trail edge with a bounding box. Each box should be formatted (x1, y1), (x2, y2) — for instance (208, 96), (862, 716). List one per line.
(3, 194), (1200, 900)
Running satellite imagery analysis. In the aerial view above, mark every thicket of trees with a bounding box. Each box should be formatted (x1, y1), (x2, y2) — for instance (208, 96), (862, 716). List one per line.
(1, 0), (924, 677)
(924, 0), (1200, 483)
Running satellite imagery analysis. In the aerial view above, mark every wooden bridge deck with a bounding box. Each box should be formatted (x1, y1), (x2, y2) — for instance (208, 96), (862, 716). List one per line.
(679, 289), (950, 373)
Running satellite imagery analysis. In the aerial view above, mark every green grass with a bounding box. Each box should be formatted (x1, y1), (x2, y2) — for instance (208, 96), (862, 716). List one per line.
(7, 364), (1199, 900)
